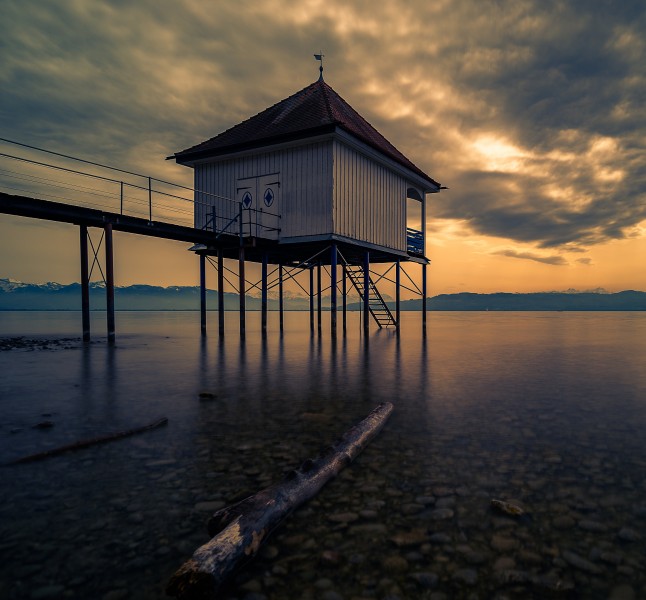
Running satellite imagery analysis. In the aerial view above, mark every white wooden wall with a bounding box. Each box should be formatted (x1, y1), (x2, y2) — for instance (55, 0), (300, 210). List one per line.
(194, 141), (333, 239)
(193, 138), (411, 253)
(332, 140), (407, 252)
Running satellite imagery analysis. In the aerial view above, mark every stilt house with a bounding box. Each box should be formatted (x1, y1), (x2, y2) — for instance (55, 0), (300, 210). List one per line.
(169, 75), (442, 331)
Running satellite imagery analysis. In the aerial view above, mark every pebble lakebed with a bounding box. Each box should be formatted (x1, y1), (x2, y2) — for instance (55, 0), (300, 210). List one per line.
(1, 315), (645, 600)
(2, 392), (645, 600)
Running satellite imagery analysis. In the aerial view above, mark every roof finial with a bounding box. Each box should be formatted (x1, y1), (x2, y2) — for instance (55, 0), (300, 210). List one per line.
(313, 51), (324, 80)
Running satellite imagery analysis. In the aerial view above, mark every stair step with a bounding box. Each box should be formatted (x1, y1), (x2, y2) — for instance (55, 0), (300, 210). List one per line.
(344, 263), (395, 328)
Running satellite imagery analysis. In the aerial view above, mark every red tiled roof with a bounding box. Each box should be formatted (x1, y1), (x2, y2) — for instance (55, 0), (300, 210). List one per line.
(172, 79), (440, 188)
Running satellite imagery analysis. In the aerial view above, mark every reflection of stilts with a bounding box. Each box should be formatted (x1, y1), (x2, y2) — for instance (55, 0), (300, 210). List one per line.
(278, 262), (284, 333)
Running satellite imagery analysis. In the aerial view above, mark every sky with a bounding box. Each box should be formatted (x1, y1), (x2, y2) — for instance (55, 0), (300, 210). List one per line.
(1, 0), (645, 296)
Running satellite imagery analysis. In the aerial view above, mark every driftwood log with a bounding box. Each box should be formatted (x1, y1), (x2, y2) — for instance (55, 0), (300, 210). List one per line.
(6, 417), (168, 465)
(166, 402), (394, 599)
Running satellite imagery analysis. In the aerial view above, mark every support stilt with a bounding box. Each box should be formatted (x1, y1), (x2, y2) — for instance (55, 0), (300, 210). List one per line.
(309, 266), (314, 333)
(200, 254), (207, 336)
(279, 263), (284, 333)
(239, 246), (246, 339)
(363, 251), (370, 334)
(342, 265), (347, 335)
(218, 248), (225, 337)
(396, 258), (401, 332)
(80, 225), (90, 342)
(330, 244), (337, 335)
(317, 261), (322, 334)
(261, 253), (268, 337)
(422, 262), (427, 333)
(104, 223), (115, 344)
(422, 188), (428, 335)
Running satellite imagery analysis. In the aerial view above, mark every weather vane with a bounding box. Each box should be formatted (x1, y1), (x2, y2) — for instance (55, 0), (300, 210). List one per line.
(314, 51), (324, 80)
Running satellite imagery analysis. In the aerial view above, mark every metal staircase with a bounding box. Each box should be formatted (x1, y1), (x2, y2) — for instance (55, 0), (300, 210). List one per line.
(344, 265), (397, 329)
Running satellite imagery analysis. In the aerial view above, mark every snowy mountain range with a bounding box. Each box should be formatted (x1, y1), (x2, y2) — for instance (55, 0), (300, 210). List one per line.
(0, 277), (306, 311)
(1, 278), (645, 311)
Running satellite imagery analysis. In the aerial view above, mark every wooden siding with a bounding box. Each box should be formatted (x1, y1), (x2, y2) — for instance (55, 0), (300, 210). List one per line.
(332, 140), (407, 252)
(194, 141), (333, 240)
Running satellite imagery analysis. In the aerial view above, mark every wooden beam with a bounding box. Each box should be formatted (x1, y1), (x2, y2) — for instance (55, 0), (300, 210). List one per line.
(79, 225), (90, 342)
(218, 249), (225, 337)
(239, 247), (245, 339)
(330, 244), (337, 335)
(200, 254), (207, 336)
(104, 223), (115, 344)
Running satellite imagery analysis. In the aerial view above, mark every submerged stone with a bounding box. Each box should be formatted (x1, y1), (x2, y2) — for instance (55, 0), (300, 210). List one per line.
(390, 529), (427, 548)
(452, 568), (478, 586)
(429, 508), (454, 520)
(409, 571), (439, 589)
(617, 527), (641, 542)
(562, 550), (603, 574)
(382, 555), (409, 573)
(194, 500), (226, 512)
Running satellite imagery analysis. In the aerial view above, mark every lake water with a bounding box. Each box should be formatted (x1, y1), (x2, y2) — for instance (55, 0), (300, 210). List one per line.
(1, 311), (645, 600)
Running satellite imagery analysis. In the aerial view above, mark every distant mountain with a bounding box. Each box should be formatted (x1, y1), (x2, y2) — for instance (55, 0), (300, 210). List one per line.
(0, 278), (308, 311)
(1, 278), (645, 311)
(393, 291), (646, 311)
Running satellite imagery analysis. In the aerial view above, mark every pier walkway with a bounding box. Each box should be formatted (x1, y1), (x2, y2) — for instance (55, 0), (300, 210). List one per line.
(0, 139), (426, 341)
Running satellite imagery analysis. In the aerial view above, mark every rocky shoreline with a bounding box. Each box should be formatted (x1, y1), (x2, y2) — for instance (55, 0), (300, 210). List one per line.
(0, 336), (81, 352)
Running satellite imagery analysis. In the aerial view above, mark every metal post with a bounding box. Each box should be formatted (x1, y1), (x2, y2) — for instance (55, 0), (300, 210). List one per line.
(80, 225), (90, 342)
(261, 253), (268, 337)
(317, 261), (322, 333)
(279, 263), (284, 333)
(104, 223), (115, 344)
(422, 262), (427, 333)
(342, 265), (347, 334)
(120, 181), (123, 215)
(239, 203), (244, 241)
(309, 266), (314, 333)
(239, 202), (245, 339)
(218, 248), (225, 337)
(363, 251), (370, 334)
(148, 177), (152, 222)
(421, 188), (427, 335)
(396, 258), (401, 331)
(330, 244), (337, 335)
(200, 254), (207, 336)
(239, 246), (246, 339)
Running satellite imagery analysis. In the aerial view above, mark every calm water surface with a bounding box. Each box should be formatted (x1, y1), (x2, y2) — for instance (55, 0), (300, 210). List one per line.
(1, 311), (645, 599)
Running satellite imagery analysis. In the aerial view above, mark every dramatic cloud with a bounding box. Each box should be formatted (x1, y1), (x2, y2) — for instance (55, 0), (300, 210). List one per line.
(493, 249), (568, 266)
(1, 0), (645, 260)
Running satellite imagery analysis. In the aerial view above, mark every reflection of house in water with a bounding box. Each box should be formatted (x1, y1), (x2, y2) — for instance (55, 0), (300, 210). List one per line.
(169, 73), (442, 336)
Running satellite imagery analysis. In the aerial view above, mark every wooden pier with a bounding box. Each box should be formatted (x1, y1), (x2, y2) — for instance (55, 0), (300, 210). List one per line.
(0, 190), (429, 343)
(1, 76), (442, 342)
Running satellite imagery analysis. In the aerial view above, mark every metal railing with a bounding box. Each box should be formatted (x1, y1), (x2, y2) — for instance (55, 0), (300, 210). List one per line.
(406, 227), (424, 255)
(0, 138), (280, 240)
(199, 201), (281, 240)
